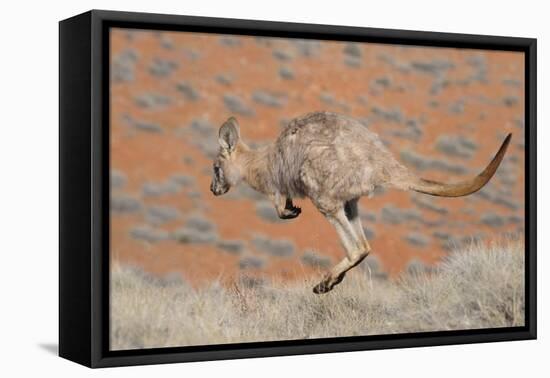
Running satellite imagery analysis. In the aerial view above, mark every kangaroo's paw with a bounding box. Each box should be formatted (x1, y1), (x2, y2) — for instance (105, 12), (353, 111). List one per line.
(279, 206), (301, 219)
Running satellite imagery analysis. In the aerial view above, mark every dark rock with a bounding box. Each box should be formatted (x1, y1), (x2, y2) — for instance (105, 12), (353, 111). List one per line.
(134, 93), (171, 109)
(343, 43), (362, 58)
(130, 225), (169, 243)
(432, 231), (451, 241)
(466, 54), (486, 67)
(186, 215), (215, 232)
(365, 227), (376, 240)
(292, 39), (321, 57)
(279, 66), (294, 80)
(435, 134), (478, 159)
(190, 118), (214, 136)
(431, 77), (451, 95)
(493, 196), (520, 211)
(141, 180), (180, 197)
(133, 121), (163, 133)
(400, 150), (468, 175)
(252, 235), (295, 257)
(158, 34), (174, 50)
(380, 205), (422, 225)
(146, 205), (181, 225)
(448, 100), (465, 114)
(239, 256), (265, 270)
(392, 118), (423, 141)
(252, 90), (287, 107)
(123, 115), (163, 133)
(182, 48), (201, 61)
(170, 174), (195, 188)
(319, 92), (350, 112)
(217, 240), (246, 255)
(404, 232), (430, 247)
(344, 56), (361, 68)
(219, 36), (241, 47)
(301, 251), (331, 269)
(373, 76), (391, 88)
(371, 106), (403, 123)
(502, 95), (519, 107)
(175, 81), (200, 101)
(173, 215), (218, 244)
(474, 188), (520, 211)
(273, 49), (293, 61)
(216, 74), (234, 86)
(111, 194), (142, 214)
(411, 194), (448, 215)
(111, 170), (127, 190)
(111, 49), (138, 83)
(360, 210), (377, 223)
(223, 94), (255, 116)
(410, 59), (455, 75)
(194, 138), (220, 159)
(502, 78), (521, 87)
(149, 58), (178, 77)
(480, 213), (506, 228)
(187, 191), (202, 199)
(254, 37), (274, 47)
(182, 156), (195, 165)
(255, 201), (283, 223)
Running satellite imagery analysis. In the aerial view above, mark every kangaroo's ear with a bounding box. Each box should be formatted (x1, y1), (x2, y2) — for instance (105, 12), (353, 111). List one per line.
(218, 117), (240, 152)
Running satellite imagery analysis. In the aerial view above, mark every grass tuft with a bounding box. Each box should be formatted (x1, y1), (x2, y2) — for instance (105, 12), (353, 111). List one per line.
(110, 236), (524, 350)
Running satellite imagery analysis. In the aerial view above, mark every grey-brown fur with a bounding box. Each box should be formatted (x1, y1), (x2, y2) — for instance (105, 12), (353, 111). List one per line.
(211, 111), (511, 294)
(269, 112), (412, 202)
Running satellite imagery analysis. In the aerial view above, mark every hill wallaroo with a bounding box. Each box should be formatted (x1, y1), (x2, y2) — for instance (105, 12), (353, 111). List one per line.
(210, 111), (512, 294)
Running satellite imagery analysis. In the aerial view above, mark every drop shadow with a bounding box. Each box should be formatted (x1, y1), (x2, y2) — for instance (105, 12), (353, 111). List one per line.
(38, 343), (58, 355)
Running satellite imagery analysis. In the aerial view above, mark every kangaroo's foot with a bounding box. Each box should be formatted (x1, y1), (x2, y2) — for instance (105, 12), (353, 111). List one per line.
(312, 272), (346, 294)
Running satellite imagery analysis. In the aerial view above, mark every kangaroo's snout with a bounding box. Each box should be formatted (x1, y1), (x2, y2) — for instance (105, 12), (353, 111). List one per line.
(210, 180), (229, 196)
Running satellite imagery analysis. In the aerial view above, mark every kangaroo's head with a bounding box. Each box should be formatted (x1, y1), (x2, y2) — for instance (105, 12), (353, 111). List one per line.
(210, 117), (243, 196)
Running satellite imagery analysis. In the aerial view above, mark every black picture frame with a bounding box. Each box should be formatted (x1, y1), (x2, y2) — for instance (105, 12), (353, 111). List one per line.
(59, 9), (537, 368)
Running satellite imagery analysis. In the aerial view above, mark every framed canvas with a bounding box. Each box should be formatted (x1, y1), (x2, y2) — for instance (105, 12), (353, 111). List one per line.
(59, 9), (537, 368)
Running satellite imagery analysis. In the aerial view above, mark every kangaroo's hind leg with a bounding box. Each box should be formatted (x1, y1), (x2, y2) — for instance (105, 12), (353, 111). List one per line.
(345, 198), (371, 259)
(313, 200), (371, 294)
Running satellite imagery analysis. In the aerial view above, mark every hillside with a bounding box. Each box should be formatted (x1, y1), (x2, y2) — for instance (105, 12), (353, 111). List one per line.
(109, 29), (525, 285)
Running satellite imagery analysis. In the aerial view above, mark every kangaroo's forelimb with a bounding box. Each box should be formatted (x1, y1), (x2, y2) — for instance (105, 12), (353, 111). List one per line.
(270, 192), (302, 220)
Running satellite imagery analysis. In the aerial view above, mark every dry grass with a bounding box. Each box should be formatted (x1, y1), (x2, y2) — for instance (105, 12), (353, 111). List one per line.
(110, 237), (524, 350)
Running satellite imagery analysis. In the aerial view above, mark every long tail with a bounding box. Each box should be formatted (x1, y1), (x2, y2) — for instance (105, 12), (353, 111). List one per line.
(407, 133), (512, 197)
